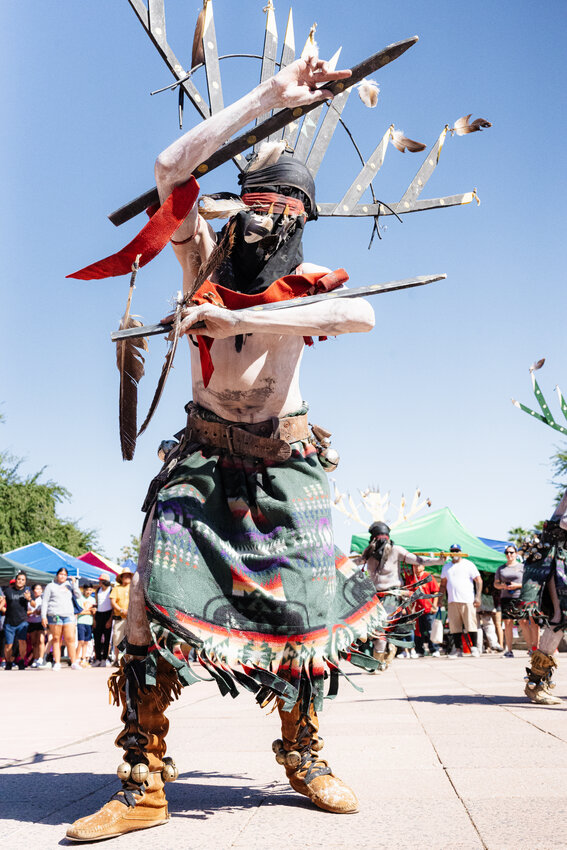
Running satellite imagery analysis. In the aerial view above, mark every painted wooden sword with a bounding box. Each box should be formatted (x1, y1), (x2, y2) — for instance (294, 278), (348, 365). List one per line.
(110, 273), (446, 341)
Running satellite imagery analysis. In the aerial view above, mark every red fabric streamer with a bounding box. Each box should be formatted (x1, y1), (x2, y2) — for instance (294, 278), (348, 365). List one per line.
(67, 177), (200, 280)
(190, 268), (348, 387)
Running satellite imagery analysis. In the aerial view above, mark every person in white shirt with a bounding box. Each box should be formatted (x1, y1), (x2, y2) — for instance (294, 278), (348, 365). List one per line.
(439, 544), (482, 657)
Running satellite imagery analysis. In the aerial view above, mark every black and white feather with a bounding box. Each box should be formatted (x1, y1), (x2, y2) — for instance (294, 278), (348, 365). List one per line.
(198, 192), (250, 220)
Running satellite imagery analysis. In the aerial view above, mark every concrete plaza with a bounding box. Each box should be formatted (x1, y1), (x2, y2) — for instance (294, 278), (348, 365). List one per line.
(1, 653), (566, 849)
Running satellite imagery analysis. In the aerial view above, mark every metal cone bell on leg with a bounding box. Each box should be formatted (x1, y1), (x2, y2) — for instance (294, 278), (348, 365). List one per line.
(273, 698), (358, 814)
(524, 649), (563, 706)
(66, 656), (180, 842)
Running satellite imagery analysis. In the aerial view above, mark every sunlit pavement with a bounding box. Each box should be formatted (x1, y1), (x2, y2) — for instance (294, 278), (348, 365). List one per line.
(1, 653), (566, 849)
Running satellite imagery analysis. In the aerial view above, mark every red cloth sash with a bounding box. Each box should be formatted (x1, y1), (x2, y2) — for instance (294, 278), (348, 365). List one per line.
(191, 268), (348, 387)
(67, 177), (200, 280)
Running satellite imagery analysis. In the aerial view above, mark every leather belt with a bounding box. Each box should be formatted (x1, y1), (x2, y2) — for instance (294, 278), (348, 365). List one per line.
(184, 407), (310, 462)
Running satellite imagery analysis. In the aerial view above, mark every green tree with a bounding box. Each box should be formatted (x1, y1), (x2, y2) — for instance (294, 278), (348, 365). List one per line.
(507, 527), (530, 547)
(507, 521), (545, 548)
(118, 534), (141, 564)
(0, 447), (97, 556)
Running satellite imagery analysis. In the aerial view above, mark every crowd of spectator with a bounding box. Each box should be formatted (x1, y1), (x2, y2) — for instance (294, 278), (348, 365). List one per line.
(0, 567), (133, 670)
(0, 542), (539, 670)
(356, 527), (539, 662)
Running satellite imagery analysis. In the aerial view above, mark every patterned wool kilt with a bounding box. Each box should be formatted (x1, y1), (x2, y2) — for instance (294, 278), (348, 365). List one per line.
(520, 543), (567, 623)
(140, 435), (388, 710)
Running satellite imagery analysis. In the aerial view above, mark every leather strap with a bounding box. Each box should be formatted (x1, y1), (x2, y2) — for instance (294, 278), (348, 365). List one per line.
(184, 410), (309, 462)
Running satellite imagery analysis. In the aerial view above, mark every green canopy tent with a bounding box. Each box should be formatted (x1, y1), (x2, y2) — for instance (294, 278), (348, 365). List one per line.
(0, 553), (54, 587)
(350, 507), (505, 574)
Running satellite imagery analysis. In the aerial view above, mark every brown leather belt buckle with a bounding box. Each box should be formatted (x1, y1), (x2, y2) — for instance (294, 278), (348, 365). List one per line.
(225, 424), (236, 454)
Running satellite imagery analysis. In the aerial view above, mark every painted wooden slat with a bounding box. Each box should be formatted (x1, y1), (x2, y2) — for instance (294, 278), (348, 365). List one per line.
(202, 1), (224, 115)
(148, 0), (166, 47)
(332, 128), (390, 214)
(398, 128), (448, 206)
(255, 2), (278, 146)
(127, 0), (211, 121)
(315, 191), (475, 217)
(292, 46), (341, 160)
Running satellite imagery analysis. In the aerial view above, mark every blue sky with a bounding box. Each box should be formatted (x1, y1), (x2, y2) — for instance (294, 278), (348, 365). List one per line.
(2, 0), (566, 560)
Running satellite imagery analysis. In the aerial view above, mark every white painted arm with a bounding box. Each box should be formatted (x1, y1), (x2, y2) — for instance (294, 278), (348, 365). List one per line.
(154, 57), (351, 243)
(178, 293), (375, 339)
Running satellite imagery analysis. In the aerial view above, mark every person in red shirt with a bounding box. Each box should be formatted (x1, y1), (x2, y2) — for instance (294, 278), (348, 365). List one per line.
(407, 562), (441, 656)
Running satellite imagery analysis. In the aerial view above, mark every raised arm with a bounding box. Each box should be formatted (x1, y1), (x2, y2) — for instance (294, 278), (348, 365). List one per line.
(398, 549), (446, 569)
(154, 57), (351, 248)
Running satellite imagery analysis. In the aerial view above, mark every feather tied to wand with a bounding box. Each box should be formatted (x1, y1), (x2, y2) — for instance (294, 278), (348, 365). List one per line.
(390, 128), (426, 153)
(191, 2), (207, 70)
(116, 255), (147, 460)
(138, 291), (184, 438)
(451, 114), (492, 135)
(356, 78), (380, 108)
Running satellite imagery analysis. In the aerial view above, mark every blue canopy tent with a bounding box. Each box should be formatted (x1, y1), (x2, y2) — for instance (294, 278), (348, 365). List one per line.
(119, 558), (138, 574)
(479, 537), (510, 555)
(0, 552), (54, 585)
(2, 542), (111, 582)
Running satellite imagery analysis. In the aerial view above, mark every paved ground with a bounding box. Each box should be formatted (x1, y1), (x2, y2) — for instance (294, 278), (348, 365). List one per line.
(1, 653), (567, 849)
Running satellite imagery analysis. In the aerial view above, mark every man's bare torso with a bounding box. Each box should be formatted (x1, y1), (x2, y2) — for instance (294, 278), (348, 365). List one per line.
(186, 261), (329, 424)
(189, 332), (305, 423)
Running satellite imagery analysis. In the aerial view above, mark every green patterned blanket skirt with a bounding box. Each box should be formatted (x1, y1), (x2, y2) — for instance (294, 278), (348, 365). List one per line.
(141, 435), (387, 710)
(521, 543), (567, 623)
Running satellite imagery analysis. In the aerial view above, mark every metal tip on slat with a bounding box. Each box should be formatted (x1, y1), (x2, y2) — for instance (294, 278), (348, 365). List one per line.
(327, 47), (342, 70)
(284, 7), (295, 48)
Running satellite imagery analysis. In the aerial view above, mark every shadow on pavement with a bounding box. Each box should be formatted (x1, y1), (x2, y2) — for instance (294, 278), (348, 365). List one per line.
(407, 693), (558, 706)
(0, 768), (304, 825)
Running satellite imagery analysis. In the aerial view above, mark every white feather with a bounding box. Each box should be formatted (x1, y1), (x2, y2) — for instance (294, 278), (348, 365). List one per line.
(356, 79), (380, 108)
(198, 195), (250, 219)
(247, 140), (287, 173)
(301, 24), (319, 61)
(391, 129), (406, 150)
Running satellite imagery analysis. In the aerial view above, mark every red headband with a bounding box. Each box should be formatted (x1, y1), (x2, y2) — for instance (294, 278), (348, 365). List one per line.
(240, 192), (306, 218)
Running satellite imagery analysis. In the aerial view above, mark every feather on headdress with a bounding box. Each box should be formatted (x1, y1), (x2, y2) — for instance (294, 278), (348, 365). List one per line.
(356, 79), (380, 108)
(391, 129), (426, 153)
(452, 114), (492, 135)
(198, 192), (250, 220)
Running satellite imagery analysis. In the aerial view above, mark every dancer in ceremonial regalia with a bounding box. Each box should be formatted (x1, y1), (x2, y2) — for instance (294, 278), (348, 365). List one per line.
(362, 522), (444, 668)
(67, 54), (385, 847)
(513, 361), (567, 706)
(66, 4), (490, 841)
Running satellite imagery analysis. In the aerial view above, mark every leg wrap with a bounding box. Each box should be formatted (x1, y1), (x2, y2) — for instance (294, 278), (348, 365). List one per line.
(526, 648), (558, 685)
(66, 656), (180, 841)
(524, 649), (563, 706)
(273, 697), (358, 814)
(539, 624), (564, 655)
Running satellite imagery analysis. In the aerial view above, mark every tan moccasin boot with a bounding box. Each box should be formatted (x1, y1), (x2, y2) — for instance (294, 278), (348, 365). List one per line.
(66, 656), (180, 842)
(274, 698), (358, 814)
(66, 767), (169, 842)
